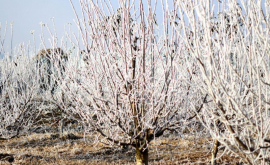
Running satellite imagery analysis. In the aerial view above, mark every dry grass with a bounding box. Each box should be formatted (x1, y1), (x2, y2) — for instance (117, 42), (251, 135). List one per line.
(0, 133), (244, 165)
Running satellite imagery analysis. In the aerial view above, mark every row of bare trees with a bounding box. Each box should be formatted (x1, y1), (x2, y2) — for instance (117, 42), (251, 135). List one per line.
(0, 47), (72, 139)
(1, 0), (270, 164)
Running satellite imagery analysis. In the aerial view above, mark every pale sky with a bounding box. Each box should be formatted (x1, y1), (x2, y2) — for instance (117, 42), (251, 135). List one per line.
(0, 0), (167, 57)
(1, 0), (265, 57)
(0, 0), (82, 55)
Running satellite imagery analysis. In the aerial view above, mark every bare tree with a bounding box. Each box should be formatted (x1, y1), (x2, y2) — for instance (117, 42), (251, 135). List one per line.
(175, 0), (270, 164)
(33, 47), (84, 137)
(0, 51), (39, 140)
(59, 0), (193, 164)
(35, 48), (68, 94)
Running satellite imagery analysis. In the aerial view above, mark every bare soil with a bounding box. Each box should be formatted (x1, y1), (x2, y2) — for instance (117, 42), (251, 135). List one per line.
(0, 132), (244, 165)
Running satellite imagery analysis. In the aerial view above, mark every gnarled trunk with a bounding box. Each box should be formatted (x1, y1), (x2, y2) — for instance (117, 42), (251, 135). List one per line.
(211, 139), (220, 165)
(135, 147), (148, 165)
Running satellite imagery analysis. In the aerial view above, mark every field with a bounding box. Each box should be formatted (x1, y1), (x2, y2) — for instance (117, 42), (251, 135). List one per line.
(1, 1), (268, 164)
(0, 131), (243, 165)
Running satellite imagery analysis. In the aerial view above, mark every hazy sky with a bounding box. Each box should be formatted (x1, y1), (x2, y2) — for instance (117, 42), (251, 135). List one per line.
(0, 0), (83, 54)
(0, 0), (168, 55)
(1, 0), (264, 56)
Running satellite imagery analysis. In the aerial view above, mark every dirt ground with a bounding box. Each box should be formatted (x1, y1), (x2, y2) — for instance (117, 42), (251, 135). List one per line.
(0, 132), (244, 165)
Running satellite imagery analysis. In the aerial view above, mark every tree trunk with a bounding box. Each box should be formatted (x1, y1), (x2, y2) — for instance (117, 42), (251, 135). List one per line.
(135, 147), (148, 165)
(59, 117), (64, 138)
(211, 139), (220, 165)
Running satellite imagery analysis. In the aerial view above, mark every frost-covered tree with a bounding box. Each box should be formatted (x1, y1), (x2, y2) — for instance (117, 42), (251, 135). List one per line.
(175, 0), (270, 164)
(59, 0), (194, 164)
(0, 52), (39, 140)
(35, 48), (68, 94)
